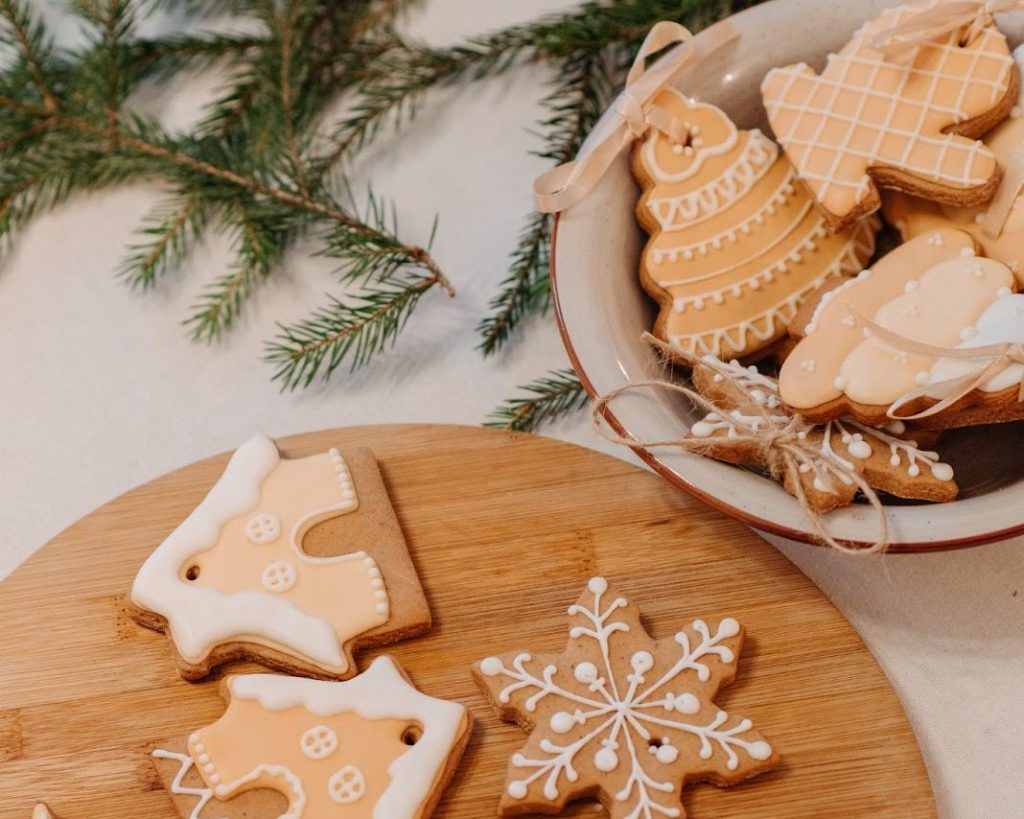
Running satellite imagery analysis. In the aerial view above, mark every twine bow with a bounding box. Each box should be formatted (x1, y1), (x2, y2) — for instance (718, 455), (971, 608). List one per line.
(853, 313), (1024, 419)
(870, 0), (1024, 57)
(590, 336), (889, 554)
(533, 20), (739, 214)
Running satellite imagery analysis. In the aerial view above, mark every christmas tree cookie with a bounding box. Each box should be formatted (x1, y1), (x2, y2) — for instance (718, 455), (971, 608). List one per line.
(762, 0), (1017, 230)
(153, 657), (471, 819)
(633, 89), (876, 362)
(130, 434), (430, 681)
(474, 577), (779, 817)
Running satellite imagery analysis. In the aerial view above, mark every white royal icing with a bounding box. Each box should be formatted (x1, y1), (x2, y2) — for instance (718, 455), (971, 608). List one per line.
(643, 92), (740, 185)
(229, 656), (467, 819)
(130, 434), (362, 671)
(927, 292), (1024, 394)
(480, 577), (771, 812)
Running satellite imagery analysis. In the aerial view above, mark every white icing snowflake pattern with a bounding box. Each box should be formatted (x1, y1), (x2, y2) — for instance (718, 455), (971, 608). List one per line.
(476, 578), (776, 819)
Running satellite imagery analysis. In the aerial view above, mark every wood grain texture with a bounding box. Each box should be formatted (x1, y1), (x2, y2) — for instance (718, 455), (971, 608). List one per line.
(0, 424), (935, 818)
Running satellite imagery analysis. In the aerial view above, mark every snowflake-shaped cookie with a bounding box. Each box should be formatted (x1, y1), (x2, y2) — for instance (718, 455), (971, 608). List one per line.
(474, 577), (779, 818)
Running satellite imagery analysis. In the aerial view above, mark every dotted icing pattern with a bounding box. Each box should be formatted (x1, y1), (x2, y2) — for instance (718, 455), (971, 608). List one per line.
(476, 578), (777, 817)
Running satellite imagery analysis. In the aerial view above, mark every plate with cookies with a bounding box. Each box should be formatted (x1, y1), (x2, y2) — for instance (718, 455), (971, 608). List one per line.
(551, 0), (1024, 551)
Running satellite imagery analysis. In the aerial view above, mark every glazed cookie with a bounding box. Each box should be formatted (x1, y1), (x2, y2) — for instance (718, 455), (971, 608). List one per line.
(130, 434), (429, 681)
(884, 46), (1024, 277)
(762, 0), (1017, 231)
(473, 577), (779, 818)
(633, 89), (877, 361)
(689, 355), (956, 513)
(153, 656), (471, 819)
(779, 228), (1023, 428)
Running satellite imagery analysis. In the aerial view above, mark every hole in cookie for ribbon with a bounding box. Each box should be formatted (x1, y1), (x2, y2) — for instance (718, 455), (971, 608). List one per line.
(185, 565), (200, 581)
(648, 738), (663, 750)
(401, 725), (422, 746)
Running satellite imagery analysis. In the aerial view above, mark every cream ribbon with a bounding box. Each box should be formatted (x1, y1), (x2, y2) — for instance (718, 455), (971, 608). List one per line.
(981, 143), (1024, 239)
(533, 20), (739, 214)
(852, 313), (1024, 420)
(870, 0), (1024, 57)
(591, 336), (889, 554)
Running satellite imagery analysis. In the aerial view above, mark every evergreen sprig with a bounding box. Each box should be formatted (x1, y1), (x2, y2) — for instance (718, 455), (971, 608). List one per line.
(0, 0), (753, 428)
(486, 368), (588, 432)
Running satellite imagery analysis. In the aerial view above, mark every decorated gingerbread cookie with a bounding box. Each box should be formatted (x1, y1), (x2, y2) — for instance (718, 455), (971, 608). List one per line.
(633, 89), (877, 361)
(762, 0), (1018, 230)
(153, 656), (471, 819)
(779, 228), (1023, 427)
(884, 46), (1024, 276)
(130, 434), (430, 681)
(473, 577), (779, 817)
(688, 355), (956, 513)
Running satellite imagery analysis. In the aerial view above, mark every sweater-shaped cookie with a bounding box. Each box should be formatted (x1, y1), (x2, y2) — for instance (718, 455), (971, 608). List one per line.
(779, 228), (1019, 426)
(633, 89), (877, 361)
(762, 0), (1017, 230)
(153, 657), (471, 819)
(884, 45), (1024, 277)
(130, 435), (430, 680)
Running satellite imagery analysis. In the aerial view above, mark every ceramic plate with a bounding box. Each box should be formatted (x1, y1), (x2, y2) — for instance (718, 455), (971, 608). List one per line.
(552, 0), (1024, 550)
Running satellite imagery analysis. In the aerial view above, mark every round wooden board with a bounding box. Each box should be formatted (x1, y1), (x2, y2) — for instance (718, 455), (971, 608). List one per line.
(0, 424), (935, 818)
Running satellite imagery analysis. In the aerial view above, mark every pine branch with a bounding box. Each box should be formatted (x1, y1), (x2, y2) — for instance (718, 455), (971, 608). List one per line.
(265, 271), (440, 389)
(118, 193), (207, 289)
(325, 0), (754, 164)
(478, 49), (617, 355)
(486, 368), (588, 432)
(0, 0), (59, 112)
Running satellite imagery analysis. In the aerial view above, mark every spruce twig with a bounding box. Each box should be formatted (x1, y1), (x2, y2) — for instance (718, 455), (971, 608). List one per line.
(486, 368), (588, 432)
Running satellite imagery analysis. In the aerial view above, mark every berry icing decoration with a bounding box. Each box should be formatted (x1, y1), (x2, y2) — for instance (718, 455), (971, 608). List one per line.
(474, 577), (779, 818)
(153, 656), (471, 819)
(762, 0), (1017, 230)
(633, 89), (876, 361)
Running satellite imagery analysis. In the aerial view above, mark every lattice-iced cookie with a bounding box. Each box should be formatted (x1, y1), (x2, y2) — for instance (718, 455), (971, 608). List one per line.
(780, 228), (1024, 429)
(633, 89), (877, 361)
(473, 577), (779, 818)
(153, 657), (471, 819)
(884, 45), (1024, 278)
(762, 0), (1018, 231)
(689, 355), (956, 513)
(130, 434), (429, 681)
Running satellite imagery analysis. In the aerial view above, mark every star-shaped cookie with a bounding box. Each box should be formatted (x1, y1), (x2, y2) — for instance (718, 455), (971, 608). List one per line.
(473, 577), (779, 818)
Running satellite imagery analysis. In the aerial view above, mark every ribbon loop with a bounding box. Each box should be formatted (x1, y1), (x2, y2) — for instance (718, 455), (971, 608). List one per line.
(533, 20), (739, 214)
(850, 311), (1024, 420)
(870, 0), (1024, 58)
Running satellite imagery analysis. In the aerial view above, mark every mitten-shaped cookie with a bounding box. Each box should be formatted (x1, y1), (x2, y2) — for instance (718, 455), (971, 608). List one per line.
(762, 0), (1017, 230)
(633, 89), (877, 362)
(779, 228), (1021, 428)
(884, 45), (1024, 278)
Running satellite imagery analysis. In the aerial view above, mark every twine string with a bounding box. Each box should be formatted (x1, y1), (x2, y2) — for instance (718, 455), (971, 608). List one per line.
(590, 346), (889, 554)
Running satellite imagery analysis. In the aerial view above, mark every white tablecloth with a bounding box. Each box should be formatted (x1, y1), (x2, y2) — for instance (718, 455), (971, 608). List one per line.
(3, 2), (1022, 816)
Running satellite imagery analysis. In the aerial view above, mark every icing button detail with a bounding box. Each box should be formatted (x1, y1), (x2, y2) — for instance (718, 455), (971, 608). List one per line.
(261, 560), (298, 593)
(301, 724), (339, 760)
(327, 765), (366, 804)
(245, 513), (281, 545)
